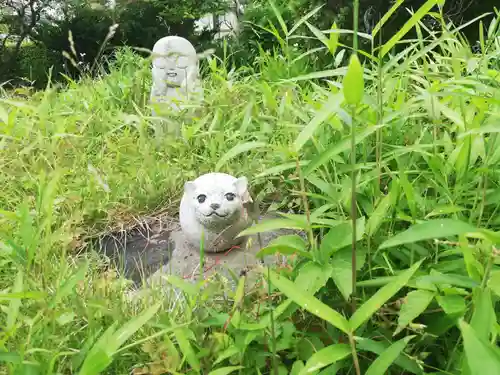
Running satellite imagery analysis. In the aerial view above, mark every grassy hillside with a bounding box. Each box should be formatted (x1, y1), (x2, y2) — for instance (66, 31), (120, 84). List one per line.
(1, 5), (500, 375)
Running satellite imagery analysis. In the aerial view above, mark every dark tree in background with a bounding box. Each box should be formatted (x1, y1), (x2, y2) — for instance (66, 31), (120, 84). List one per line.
(0, 0), (57, 75)
(230, 0), (498, 73)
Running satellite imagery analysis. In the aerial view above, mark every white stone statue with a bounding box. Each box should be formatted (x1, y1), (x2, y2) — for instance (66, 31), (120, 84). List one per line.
(179, 172), (253, 253)
(150, 36), (203, 114)
(120, 172), (304, 303)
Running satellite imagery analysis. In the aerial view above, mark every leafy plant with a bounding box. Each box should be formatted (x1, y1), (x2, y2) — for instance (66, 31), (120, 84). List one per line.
(0, 1), (500, 374)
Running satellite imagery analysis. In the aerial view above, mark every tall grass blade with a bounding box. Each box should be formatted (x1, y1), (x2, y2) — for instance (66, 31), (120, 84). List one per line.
(288, 5), (324, 36)
(5, 270), (23, 333)
(304, 125), (382, 175)
(293, 93), (343, 152)
(380, 0), (439, 57)
(78, 302), (161, 374)
(174, 327), (201, 373)
(372, 0), (404, 37)
(268, 0), (288, 36)
(48, 260), (89, 309)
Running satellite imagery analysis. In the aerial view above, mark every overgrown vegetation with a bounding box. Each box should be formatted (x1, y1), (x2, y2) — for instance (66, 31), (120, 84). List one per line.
(0, 0), (230, 87)
(1, 0), (500, 374)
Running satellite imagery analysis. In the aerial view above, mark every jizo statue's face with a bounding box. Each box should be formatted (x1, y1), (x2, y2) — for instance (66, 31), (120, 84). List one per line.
(152, 37), (197, 88)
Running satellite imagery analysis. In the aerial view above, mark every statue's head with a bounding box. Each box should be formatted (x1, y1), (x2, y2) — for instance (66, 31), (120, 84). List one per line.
(151, 36), (198, 88)
(181, 173), (251, 230)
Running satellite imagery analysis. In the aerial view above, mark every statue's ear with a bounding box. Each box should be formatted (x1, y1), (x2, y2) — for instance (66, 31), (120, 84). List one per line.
(184, 181), (196, 194)
(234, 176), (253, 204)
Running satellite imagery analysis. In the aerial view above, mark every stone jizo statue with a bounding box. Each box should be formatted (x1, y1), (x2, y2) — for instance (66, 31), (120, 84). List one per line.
(150, 36), (203, 114)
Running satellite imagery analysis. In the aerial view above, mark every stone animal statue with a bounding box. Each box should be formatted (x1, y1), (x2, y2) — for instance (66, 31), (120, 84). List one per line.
(99, 172), (303, 293)
(179, 172), (254, 253)
(150, 36), (203, 114)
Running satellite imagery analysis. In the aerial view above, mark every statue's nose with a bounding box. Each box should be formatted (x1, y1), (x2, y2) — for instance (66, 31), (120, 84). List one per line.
(210, 203), (220, 210)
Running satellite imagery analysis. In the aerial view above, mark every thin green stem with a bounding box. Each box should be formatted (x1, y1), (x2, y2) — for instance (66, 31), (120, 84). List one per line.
(350, 2), (361, 374)
(350, 106), (358, 314)
(353, 0), (359, 52)
(348, 333), (362, 375)
(296, 156), (315, 249)
(268, 265), (278, 375)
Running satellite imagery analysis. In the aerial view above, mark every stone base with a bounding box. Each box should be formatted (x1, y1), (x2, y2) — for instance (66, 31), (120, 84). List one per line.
(145, 230), (288, 290)
(97, 212), (304, 298)
(97, 214), (180, 285)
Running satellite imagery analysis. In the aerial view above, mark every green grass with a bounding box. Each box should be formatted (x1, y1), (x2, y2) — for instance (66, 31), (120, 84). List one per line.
(1, 3), (500, 374)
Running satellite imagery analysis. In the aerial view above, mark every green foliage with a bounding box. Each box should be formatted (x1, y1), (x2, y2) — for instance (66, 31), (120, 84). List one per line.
(1, 3), (500, 375)
(1, 42), (60, 87)
(1, 0), (228, 86)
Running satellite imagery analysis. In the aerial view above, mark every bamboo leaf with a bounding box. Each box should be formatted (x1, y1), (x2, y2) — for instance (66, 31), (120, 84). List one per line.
(256, 234), (312, 259)
(162, 275), (200, 296)
(305, 125), (382, 175)
(330, 247), (366, 301)
(78, 303), (161, 374)
(459, 319), (500, 375)
(294, 92), (343, 152)
(372, 0), (404, 37)
(305, 21), (329, 46)
(379, 219), (479, 250)
(237, 218), (305, 237)
(365, 336), (415, 375)
(356, 337), (423, 374)
(268, 0), (287, 36)
(256, 161), (309, 178)
(6, 270), (23, 332)
(320, 218), (365, 257)
(111, 302), (162, 351)
(288, 5), (324, 36)
(436, 294), (466, 316)
(395, 290), (435, 335)
(215, 142), (267, 171)
(470, 287), (495, 341)
(349, 260), (423, 331)
(328, 22), (340, 55)
(298, 344), (351, 374)
(232, 276), (246, 313)
(265, 269), (350, 334)
(208, 366), (244, 375)
(49, 260), (89, 309)
(366, 181), (398, 237)
(380, 0), (440, 57)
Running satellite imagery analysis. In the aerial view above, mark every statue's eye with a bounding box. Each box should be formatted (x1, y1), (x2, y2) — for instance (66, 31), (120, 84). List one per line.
(197, 194), (207, 203)
(225, 193), (236, 201)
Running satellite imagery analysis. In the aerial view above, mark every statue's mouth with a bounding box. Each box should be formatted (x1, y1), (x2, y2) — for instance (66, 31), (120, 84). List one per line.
(205, 212), (228, 218)
(166, 72), (178, 77)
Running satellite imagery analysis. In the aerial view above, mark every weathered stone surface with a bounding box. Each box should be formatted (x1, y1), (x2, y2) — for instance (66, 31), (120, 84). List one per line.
(145, 223), (297, 290)
(150, 35), (203, 115)
(98, 212), (302, 290)
(97, 215), (180, 285)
